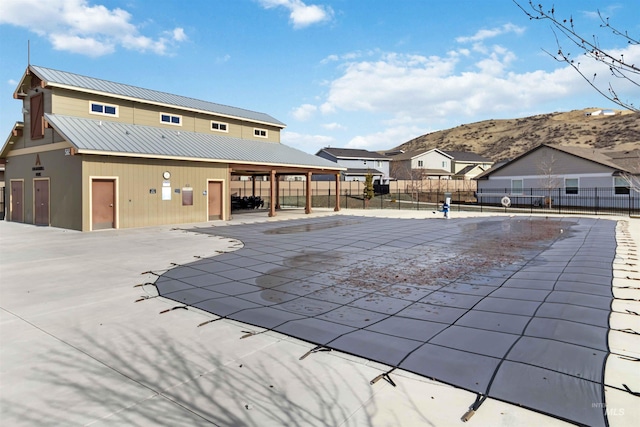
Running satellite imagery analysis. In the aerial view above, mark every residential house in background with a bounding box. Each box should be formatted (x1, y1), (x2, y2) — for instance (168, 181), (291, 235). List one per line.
(1, 65), (343, 230)
(475, 144), (640, 209)
(389, 149), (453, 180)
(314, 147), (390, 184)
(444, 151), (493, 180)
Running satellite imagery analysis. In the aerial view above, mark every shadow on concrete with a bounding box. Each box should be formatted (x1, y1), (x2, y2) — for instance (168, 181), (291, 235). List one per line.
(0, 325), (424, 426)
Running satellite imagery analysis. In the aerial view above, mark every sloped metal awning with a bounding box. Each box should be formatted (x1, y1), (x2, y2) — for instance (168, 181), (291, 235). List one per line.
(44, 114), (344, 174)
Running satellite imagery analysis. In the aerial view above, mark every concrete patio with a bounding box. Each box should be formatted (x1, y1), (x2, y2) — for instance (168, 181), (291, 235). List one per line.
(1, 209), (638, 426)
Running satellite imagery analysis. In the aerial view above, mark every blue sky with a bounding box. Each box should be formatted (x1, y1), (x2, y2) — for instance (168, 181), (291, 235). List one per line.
(1, 0), (639, 154)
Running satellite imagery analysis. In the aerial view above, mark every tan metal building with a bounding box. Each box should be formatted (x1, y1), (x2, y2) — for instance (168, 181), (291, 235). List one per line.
(1, 65), (343, 231)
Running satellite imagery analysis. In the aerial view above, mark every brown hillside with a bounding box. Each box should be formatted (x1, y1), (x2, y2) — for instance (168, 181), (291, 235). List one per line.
(396, 108), (640, 161)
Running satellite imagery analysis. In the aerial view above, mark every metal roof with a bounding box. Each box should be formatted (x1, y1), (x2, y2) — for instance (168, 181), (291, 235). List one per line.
(476, 144), (637, 179)
(317, 147), (389, 160)
(343, 168), (384, 175)
(443, 151), (492, 163)
(44, 114), (343, 171)
(28, 65), (285, 127)
(390, 148), (453, 161)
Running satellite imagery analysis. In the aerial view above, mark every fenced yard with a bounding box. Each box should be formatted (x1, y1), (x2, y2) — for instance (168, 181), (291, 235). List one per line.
(231, 180), (640, 217)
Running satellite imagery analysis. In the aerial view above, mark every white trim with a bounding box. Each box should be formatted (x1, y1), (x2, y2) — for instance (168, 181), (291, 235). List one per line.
(6, 142), (73, 157)
(159, 112), (182, 126)
(487, 172), (614, 180)
(211, 121), (229, 133)
(88, 176), (119, 231)
(89, 101), (119, 117)
(613, 176), (632, 196)
(564, 177), (579, 195)
(253, 128), (268, 138)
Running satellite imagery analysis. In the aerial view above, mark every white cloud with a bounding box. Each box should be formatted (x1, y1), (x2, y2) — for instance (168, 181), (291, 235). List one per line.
(322, 122), (346, 131)
(0, 0), (186, 57)
(7, 79), (18, 86)
(281, 130), (335, 152)
(216, 54), (231, 64)
(346, 124), (426, 151)
(303, 40), (640, 152)
(257, 0), (333, 29)
(292, 103), (317, 121)
(172, 28), (187, 42)
(456, 23), (525, 43)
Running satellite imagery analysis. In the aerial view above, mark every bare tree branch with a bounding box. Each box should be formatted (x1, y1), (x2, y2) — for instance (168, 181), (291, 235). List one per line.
(513, 0), (639, 112)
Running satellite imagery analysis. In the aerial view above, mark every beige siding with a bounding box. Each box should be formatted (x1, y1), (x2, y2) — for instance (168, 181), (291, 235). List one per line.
(52, 88), (127, 120)
(4, 148), (83, 229)
(82, 156), (229, 231)
(51, 88), (281, 142)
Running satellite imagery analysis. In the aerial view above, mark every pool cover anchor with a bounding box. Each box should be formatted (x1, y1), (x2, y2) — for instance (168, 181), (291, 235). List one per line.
(159, 305), (188, 314)
(461, 394), (487, 422)
(197, 317), (222, 327)
(134, 295), (159, 303)
(299, 345), (332, 360)
(370, 368), (397, 387)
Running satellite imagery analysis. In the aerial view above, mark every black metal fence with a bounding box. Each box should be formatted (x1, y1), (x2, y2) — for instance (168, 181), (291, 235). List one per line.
(235, 185), (638, 217)
(475, 187), (639, 216)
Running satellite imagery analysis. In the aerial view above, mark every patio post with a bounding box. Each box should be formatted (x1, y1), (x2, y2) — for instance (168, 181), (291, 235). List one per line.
(334, 173), (341, 211)
(305, 172), (313, 214)
(269, 169), (277, 217)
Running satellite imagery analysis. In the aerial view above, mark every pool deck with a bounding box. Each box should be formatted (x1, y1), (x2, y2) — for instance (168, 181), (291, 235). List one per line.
(1, 209), (638, 426)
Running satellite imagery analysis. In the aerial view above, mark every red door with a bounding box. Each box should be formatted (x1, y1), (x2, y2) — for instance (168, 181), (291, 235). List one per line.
(92, 179), (115, 230)
(11, 181), (23, 222)
(208, 181), (222, 220)
(34, 179), (50, 226)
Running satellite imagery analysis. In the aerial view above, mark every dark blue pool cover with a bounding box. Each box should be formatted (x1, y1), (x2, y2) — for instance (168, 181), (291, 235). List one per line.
(153, 216), (616, 426)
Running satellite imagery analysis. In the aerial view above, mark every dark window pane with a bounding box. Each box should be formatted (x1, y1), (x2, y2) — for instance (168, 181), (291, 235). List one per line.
(161, 114), (170, 122)
(615, 186), (630, 195)
(171, 116), (180, 124)
(91, 104), (103, 113)
(104, 106), (116, 115)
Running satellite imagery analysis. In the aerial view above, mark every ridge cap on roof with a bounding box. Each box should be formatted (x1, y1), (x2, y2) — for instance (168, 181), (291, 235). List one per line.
(29, 65), (285, 127)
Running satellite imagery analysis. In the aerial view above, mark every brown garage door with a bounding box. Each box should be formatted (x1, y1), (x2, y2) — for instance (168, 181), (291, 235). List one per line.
(34, 179), (50, 226)
(92, 179), (115, 230)
(208, 181), (222, 220)
(11, 181), (23, 222)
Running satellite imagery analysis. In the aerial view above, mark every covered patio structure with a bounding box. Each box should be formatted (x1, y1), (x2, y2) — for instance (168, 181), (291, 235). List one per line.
(230, 164), (344, 217)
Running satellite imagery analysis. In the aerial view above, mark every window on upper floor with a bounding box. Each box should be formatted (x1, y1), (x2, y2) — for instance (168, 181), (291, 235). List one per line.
(565, 178), (579, 195)
(90, 101), (118, 117)
(418, 160), (424, 167)
(377, 161), (382, 167)
(211, 121), (228, 133)
(254, 128), (268, 138)
(614, 176), (630, 195)
(442, 161), (447, 168)
(160, 113), (182, 126)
